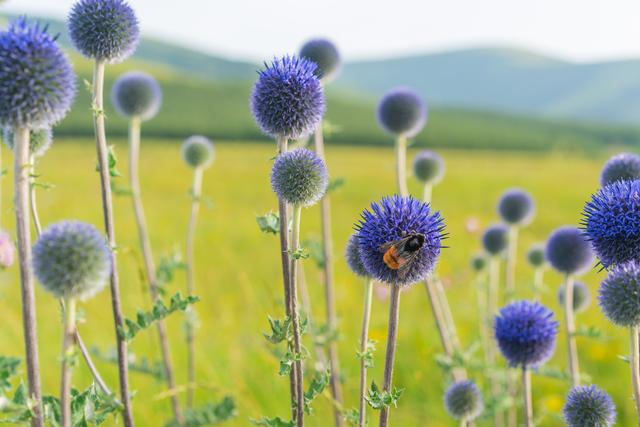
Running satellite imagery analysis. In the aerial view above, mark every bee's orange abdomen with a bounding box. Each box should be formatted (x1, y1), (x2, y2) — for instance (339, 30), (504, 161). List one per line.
(383, 246), (401, 270)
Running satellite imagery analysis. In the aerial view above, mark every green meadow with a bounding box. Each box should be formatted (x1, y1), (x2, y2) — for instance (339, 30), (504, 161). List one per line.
(0, 139), (632, 426)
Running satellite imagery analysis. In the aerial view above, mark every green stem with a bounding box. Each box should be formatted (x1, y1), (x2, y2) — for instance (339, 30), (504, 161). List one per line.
(533, 267), (544, 301)
(505, 226), (518, 301)
(60, 298), (76, 427)
(564, 274), (580, 387)
(395, 135), (408, 197)
(358, 280), (373, 427)
(378, 285), (401, 427)
(422, 183), (432, 205)
(290, 204), (305, 427)
(488, 256), (504, 427)
(630, 326), (640, 422)
(522, 368), (533, 427)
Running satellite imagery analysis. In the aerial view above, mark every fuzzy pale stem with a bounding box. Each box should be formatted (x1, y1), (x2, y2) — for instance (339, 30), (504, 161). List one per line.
(128, 116), (182, 422)
(378, 285), (401, 427)
(422, 183), (432, 205)
(275, 135), (297, 420)
(60, 298), (77, 427)
(488, 256), (504, 427)
(14, 127), (43, 427)
(505, 226), (519, 427)
(92, 60), (135, 427)
(290, 204), (305, 427)
(522, 368), (533, 427)
(313, 122), (343, 427)
(395, 135), (408, 197)
(476, 272), (491, 365)
(28, 154), (42, 237)
(74, 329), (112, 396)
(563, 274), (580, 387)
(435, 278), (461, 351)
(358, 279), (374, 427)
(298, 262), (327, 369)
(631, 326), (640, 422)
(533, 267), (544, 301)
(185, 164), (203, 407)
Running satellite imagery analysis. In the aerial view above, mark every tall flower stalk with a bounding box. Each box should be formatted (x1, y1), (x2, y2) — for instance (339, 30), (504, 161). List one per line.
(526, 244), (546, 301)
(68, 1), (141, 423)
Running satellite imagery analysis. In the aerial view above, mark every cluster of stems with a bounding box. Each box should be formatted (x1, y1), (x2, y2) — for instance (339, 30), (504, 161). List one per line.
(563, 274), (580, 387)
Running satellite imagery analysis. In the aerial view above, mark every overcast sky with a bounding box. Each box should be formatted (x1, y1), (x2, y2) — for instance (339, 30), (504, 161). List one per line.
(4, 0), (640, 63)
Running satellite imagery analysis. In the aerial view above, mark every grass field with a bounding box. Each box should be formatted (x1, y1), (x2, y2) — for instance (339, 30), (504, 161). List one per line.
(0, 139), (633, 426)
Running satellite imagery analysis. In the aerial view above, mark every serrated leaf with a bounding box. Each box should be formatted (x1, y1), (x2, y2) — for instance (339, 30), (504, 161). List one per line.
(364, 381), (403, 410)
(356, 340), (376, 369)
(301, 238), (324, 268)
(251, 417), (294, 427)
(303, 370), (330, 415)
(91, 347), (166, 381)
(256, 212), (280, 235)
(326, 177), (345, 193)
(165, 396), (236, 427)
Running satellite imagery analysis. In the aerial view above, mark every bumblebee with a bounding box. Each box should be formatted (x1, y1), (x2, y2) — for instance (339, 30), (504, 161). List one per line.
(379, 232), (426, 278)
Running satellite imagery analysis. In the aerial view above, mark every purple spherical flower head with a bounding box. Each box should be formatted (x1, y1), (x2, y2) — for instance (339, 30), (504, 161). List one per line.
(0, 230), (14, 269)
(545, 226), (594, 275)
(377, 87), (427, 138)
(271, 148), (328, 207)
(345, 234), (369, 278)
(563, 385), (616, 427)
(482, 224), (508, 256)
(68, 0), (139, 63)
(251, 56), (325, 140)
(444, 380), (483, 421)
(355, 195), (445, 286)
(498, 188), (535, 226)
(0, 18), (76, 129)
(558, 281), (591, 313)
(111, 71), (162, 121)
(300, 38), (341, 82)
(413, 150), (445, 184)
(494, 300), (559, 368)
(601, 152), (640, 187)
(583, 180), (640, 269)
(598, 260), (640, 327)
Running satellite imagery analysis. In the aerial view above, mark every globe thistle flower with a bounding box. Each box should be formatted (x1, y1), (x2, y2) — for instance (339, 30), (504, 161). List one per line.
(600, 152), (640, 186)
(271, 148), (328, 207)
(0, 18), (76, 129)
(299, 38), (341, 82)
(413, 150), (444, 184)
(598, 260), (640, 327)
(444, 380), (483, 421)
(471, 253), (487, 272)
(527, 243), (546, 268)
(583, 180), (640, 268)
(563, 385), (616, 427)
(2, 127), (52, 158)
(355, 195), (445, 286)
(545, 227), (594, 275)
(558, 281), (591, 313)
(482, 224), (508, 256)
(377, 88), (427, 138)
(498, 188), (535, 226)
(111, 71), (162, 121)
(0, 230), (14, 269)
(494, 300), (559, 368)
(345, 234), (368, 277)
(68, 0), (139, 63)
(181, 136), (214, 169)
(33, 221), (111, 300)
(251, 56), (325, 140)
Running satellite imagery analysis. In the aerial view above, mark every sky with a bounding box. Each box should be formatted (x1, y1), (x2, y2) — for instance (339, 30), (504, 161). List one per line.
(4, 0), (640, 63)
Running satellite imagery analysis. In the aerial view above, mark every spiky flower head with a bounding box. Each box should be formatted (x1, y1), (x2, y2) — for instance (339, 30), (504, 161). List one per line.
(111, 71), (162, 121)
(482, 224), (508, 256)
(563, 385), (616, 427)
(271, 148), (328, 207)
(181, 136), (214, 169)
(583, 180), (640, 269)
(471, 253), (487, 272)
(413, 150), (444, 184)
(545, 227), (594, 275)
(444, 380), (483, 421)
(494, 300), (559, 368)
(299, 38), (341, 82)
(601, 152), (640, 187)
(598, 260), (640, 327)
(0, 230), (14, 269)
(355, 195), (445, 286)
(527, 243), (546, 268)
(558, 281), (591, 313)
(345, 234), (368, 278)
(3, 127), (52, 158)
(377, 87), (427, 138)
(0, 18), (76, 129)
(33, 221), (111, 300)
(498, 188), (535, 226)
(251, 56), (325, 140)
(68, 0), (139, 63)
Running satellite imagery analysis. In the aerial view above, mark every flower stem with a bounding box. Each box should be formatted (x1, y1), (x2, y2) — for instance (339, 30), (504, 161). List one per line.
(630, 326), (640, 421)
(14, 127), (43, 427)
(297, 263), (327, 368)
(378, 285), (401, 427)
(395, 135), (408, 197)
(92, 60), (134, 427)
(313, 123), (343, 427)
(358, 279), (373, 427)
(422, 183), (432, 205)
(522, 368), (533, 427)
(60, 298), (76, 427)
(28, 154), (42, 237)
(128, 116), (182, 423)
(185, 164), (203, 408)
(488, 256), (504, 427)
(74, 329), (112, 396)
(505, 226), (518, 301)
(564, 274), (580, 387)
(533, 268), (544, 301)
(276, 135), (297, 421)
(290, 204), (305, 427)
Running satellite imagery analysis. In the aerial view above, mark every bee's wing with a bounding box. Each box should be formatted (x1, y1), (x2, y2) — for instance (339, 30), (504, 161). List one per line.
(379, 241), (396, 253)
(379, 236), (410, 253)
(397, 252), (419, 279)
